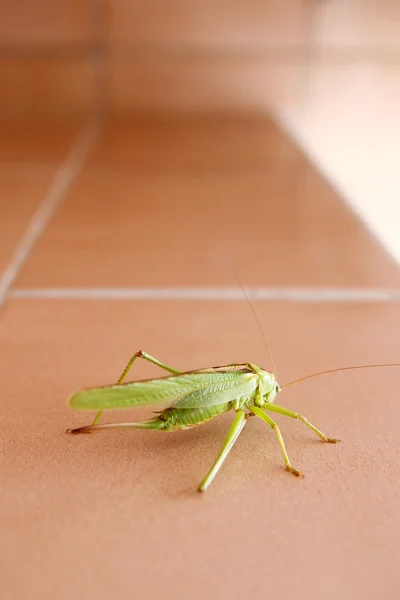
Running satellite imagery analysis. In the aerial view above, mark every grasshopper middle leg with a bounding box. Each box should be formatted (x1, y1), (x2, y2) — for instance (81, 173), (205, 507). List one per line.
(198, 410), (248, 492)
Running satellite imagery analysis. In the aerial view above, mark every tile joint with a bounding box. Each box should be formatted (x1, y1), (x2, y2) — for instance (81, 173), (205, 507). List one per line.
(8, 287), (400, 302)
(0, 118), (102, 309)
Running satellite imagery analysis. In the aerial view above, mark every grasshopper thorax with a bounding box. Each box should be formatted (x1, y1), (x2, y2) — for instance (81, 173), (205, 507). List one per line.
(248, 364), (281, 407)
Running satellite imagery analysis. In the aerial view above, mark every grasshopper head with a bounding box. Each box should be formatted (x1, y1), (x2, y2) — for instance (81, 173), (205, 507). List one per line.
(249, 364), (281, 405)
(264, 379), (282, 404)
(253, 366), (281, 405)
(258, 369), (282, 404)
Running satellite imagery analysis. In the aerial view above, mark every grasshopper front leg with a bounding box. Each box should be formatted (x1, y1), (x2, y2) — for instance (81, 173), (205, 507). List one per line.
(250, 406), (303, 477)
(91, 350), (183, 426)
(265, 403), (340, 443)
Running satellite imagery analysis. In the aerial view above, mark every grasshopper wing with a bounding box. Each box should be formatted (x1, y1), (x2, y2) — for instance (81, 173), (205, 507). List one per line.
(68, 366), (258, 411)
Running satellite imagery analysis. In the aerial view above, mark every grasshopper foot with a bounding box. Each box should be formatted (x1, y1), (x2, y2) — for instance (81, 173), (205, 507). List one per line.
(66, 426), (92, 435)
(286, 465), (304, 478)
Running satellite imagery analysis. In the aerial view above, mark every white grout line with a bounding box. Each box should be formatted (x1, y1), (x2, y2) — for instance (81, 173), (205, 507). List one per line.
(9, 287), (400, 302)
(0, 119), (101, 309)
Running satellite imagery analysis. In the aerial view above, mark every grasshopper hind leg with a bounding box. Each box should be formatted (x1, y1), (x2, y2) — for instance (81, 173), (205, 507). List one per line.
(91, 350), (183, 427)
(67, 415), (168, 435)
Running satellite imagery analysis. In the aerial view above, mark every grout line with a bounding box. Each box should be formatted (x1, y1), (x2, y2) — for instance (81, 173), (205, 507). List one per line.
(3, 44), (400, 62)
(9, 287), (400, 302)
(90, 0), (109, 119)
(0, 44), (102, 58)
(0, 119), (101, 309)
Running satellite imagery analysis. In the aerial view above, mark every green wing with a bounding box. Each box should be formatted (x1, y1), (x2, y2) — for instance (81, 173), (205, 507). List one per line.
(68, 367), (258, 411)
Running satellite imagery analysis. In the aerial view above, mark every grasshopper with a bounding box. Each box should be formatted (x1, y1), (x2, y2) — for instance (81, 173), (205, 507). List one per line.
(67, 348), (399, 492)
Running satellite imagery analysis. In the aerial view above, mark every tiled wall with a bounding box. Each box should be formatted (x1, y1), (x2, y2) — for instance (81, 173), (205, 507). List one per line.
(0, 0), (307, 116)
(1, 2), (399, 259)
(0, 1), (98, 116)
(1, 1), (398, 117)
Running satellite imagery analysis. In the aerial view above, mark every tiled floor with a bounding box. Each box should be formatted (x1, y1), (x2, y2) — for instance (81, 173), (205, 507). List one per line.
(11, 117), (400, 290)
(0, 118), (86, 281)
(1, 117), (400, 600)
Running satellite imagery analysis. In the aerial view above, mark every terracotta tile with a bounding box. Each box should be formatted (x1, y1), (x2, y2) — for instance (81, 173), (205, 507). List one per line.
(13, 162), (400, 288)
(87, 116), (302, 171)
(1, 299), (400, 599)
(109, 0), (309, 47)
(0, 117), (84, 163)
(0, 0), (94, 45)
(0, 166), (56, 273)
(0, 57), (95, 116)
(109, 55), (307, 113)
(311, 0), (400, 50)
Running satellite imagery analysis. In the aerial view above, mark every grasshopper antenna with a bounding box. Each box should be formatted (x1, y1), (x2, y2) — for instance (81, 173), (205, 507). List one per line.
(283, 363), (400, 389)
(228, 262), (277, 376)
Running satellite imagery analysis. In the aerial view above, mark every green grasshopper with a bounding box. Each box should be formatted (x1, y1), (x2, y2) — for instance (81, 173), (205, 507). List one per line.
(67, 349), (399, 492)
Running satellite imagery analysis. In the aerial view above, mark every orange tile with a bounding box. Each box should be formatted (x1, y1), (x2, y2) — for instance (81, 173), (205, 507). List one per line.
(310, 0), (400, 50)
(109, 55), (307, 113)
(0, 0), (94, 45)
(1, 298), (400, 598)
(13, 163), (400, 287)
(109, 0), (309, 47)
(0, 117), (84, 163)
(0, 166), (56, 273)
(0, 57), (95, 116)
(87, 116), (302, 171)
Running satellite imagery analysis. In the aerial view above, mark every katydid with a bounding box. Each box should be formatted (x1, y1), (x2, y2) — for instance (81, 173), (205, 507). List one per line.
(67, 349), (400, 492)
